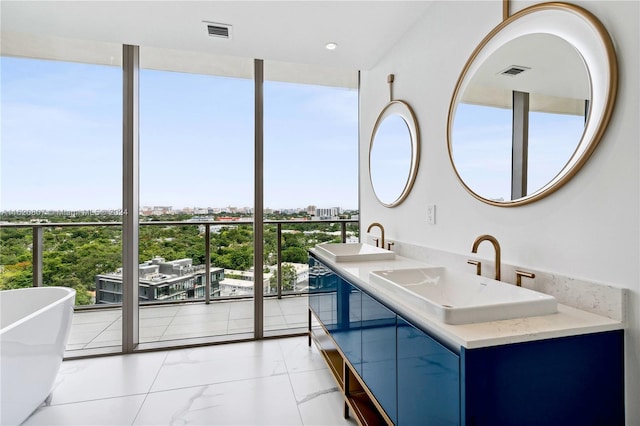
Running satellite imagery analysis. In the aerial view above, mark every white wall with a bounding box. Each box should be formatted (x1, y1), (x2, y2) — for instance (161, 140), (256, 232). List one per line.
(359, 1), (639, 423)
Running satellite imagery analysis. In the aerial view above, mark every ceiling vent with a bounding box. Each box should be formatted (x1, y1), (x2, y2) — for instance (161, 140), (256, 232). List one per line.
(204, 21), (232, 39)
(499, 65), (530, 76)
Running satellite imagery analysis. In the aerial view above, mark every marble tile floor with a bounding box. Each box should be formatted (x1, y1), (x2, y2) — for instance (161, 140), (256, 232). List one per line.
(24, 336), (358, 426)
(67, 296), (309, 353)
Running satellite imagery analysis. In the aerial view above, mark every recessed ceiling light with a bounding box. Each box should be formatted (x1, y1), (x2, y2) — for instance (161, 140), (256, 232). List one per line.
(325, 42), (338, 51)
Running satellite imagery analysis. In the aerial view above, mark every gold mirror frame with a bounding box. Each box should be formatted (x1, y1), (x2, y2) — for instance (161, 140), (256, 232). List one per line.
(447, 2), (618, 207)
(369, 100), (420, 207)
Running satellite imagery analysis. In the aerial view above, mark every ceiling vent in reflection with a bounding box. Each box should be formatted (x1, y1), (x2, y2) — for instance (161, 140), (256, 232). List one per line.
(499, 65), (530, 76)
(204, 22), (232, 39)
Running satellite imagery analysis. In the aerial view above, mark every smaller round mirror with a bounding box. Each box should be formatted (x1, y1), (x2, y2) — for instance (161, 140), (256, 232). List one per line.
(369, 100), (420, 207)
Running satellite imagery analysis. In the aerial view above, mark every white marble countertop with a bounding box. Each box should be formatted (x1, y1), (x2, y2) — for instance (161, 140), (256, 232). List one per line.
(310, 248), (624, 350)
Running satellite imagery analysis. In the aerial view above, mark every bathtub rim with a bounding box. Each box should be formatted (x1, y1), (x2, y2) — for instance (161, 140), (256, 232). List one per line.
(0, 286), (76, 336)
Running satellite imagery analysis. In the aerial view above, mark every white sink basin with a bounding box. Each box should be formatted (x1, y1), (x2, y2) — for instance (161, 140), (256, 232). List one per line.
(315, 243), (395, 262)
(369, 267), (557, 324)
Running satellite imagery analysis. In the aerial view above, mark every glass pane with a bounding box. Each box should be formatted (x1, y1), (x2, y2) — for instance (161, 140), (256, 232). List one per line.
(264, 62), (358, 336)
(1, 47), (123, 355)
(139, 48), (254, 343)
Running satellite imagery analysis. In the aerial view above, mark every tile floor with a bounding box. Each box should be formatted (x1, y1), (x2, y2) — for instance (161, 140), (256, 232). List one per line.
(24, 336), (358, 426)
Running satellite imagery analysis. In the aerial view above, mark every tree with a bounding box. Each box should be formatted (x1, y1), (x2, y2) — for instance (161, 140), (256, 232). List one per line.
(282, 246), (308, 264)
(218, 246), (253, 270)
(0, 261), (32, 290)
(269, 263), (298, 292)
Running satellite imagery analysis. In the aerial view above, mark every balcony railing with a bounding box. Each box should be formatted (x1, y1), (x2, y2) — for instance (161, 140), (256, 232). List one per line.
(0, 218), (358, 309)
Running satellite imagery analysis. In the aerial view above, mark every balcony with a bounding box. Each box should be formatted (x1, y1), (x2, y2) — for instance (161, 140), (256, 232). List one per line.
(68, 295), (309, 354)
(0, 217), (358, 357)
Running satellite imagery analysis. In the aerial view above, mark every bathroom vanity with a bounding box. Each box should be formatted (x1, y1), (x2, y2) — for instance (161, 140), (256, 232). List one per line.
(308, 248), (625, 425)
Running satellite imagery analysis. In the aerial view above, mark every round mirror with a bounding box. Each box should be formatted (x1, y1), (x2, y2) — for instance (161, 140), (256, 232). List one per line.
(369, 100), (420, 207)
(447, 3), (617, 206)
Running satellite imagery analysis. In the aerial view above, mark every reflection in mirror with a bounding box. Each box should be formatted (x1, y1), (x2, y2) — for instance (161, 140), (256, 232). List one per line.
(369, 100), (420, 207)
(448, 3), (617, 206)
(370, 115), (412, 204)
(528, 104), (585, 194)
(451, 33), (589, 202)
(451, 103), (512, 201)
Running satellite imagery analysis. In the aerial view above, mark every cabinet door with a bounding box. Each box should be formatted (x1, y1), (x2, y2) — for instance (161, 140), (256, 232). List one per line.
(461, 330), (624, 425)
(307, 257), (320, 315)
(332, 279), (362, 375)
(308, 256), (339, 331)
(361, 291), (397, 424)
(397, 316), (460, 426)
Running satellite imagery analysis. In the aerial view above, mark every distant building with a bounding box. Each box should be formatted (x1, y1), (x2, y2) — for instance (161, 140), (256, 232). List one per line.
(141, 206), (175, 216)
(95, 257), (224, 304)
(219, 269), (270, 296)
(314, 207), (341, 219)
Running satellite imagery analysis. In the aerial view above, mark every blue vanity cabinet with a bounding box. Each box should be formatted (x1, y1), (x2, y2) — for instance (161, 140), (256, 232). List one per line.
(333, 279), (363, 375)
(397, 316), (460, 425)
(461, 330), (625, 425)
(309, 254), (625, 426)
(361, 290), (397, 424)
(309, 256), (363, 374)
(308, 256), (339, 332)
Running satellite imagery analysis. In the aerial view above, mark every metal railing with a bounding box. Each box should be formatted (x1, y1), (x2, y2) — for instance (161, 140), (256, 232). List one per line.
(1, 218), (358, 307)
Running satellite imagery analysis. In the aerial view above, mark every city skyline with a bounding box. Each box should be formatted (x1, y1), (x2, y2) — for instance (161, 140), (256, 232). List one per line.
(0, 203), (358, 216)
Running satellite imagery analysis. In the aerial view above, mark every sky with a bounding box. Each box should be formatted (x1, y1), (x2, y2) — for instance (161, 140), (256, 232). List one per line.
(2, 56), (587, 212)
(1, 56), (359, 212)
(451, 103), (585, 201)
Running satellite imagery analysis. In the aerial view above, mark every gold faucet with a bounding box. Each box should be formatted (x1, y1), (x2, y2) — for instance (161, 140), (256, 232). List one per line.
(516, 270), (535, 287)
(367, 222), (385, 249)
(471, 234), (501, 280)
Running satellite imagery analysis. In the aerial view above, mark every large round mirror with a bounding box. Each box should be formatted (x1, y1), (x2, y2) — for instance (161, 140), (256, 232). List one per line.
(369, 100), (420, 207)
(448, 3), (617, 206)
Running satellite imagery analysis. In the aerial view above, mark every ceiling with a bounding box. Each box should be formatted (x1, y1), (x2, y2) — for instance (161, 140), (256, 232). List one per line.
(462, 33), (590, 114)
(1, 1), (434, 72)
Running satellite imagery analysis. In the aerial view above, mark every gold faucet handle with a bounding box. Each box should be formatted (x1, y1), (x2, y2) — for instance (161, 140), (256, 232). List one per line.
(372, 237), (380, 247)
(467, 259), (482, 276)
(515, 270), (535, 287)
(386, 242), (395, 251)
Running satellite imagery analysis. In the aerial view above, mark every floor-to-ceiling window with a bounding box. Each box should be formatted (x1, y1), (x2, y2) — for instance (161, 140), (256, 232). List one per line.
(263, 61), (359, 336)
(0, 41), (124, 353)
(138, 48), (255, 344)
(1, 42), (358, 355)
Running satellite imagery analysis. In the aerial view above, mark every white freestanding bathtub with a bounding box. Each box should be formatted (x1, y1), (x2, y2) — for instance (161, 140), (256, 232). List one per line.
(0, 287), (75, 425)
